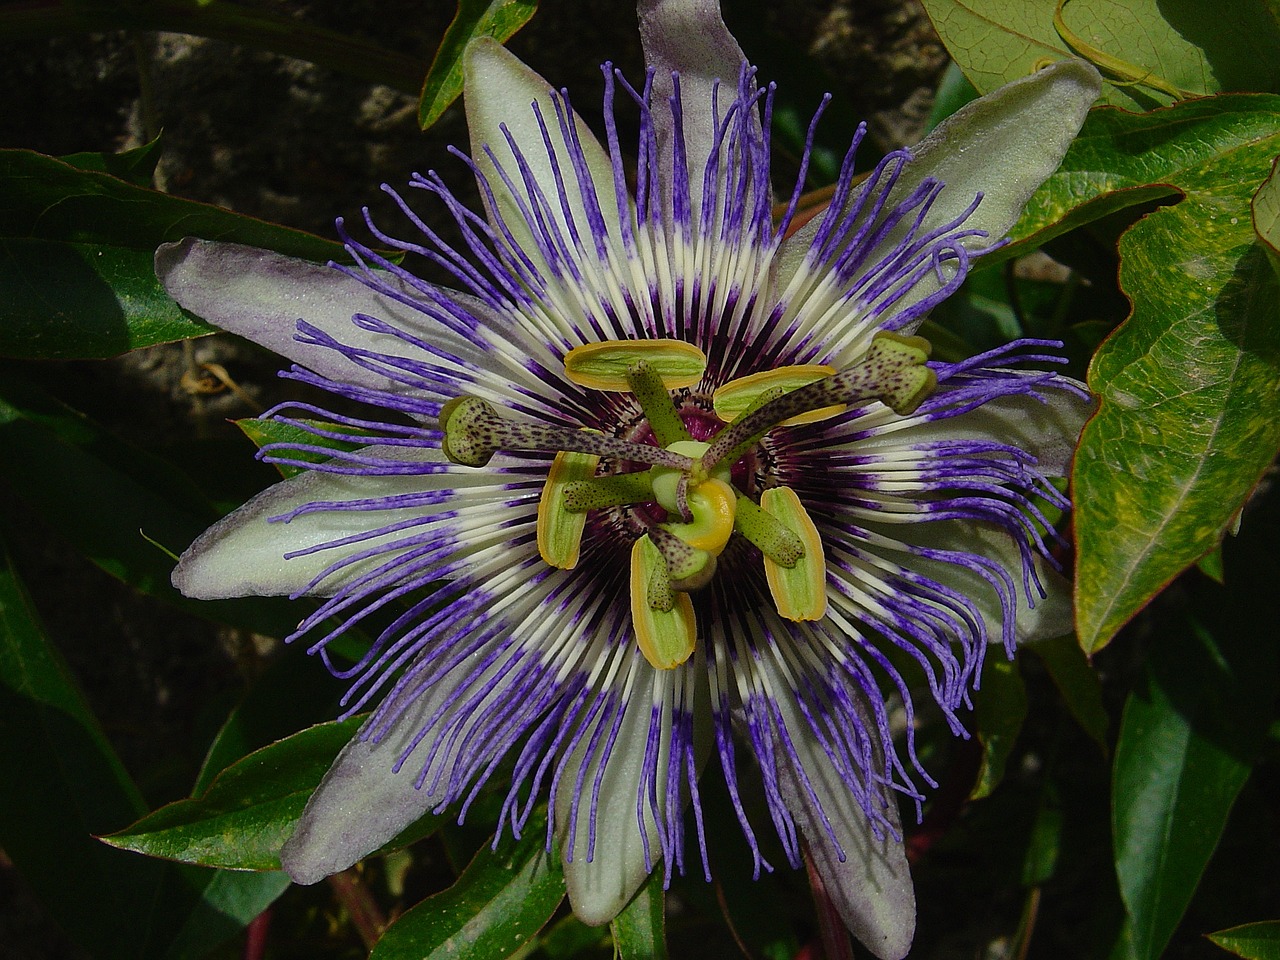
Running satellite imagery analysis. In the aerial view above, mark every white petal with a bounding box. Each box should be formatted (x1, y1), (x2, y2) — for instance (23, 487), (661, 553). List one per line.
(771, 671), (916, 960)
(172, 445), (499, 600)
(463, 38), (621, 264)
(861, 381), (1094, 477)
(637, 0), (754, 218)
(156, 238), (504, 390)
(777, 60), (1102, 324)
(282, 673), (467, 884)
(879, 518), (1074, 646)
(556, 662), (664, 925)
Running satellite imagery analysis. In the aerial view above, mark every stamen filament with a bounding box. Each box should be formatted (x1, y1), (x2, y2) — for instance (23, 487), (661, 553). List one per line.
(563, 471), (653, 511)
(733, 494), (805, 566)
(627, 359), (692, 447)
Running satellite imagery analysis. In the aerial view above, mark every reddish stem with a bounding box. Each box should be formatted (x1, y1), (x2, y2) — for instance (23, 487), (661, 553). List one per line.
(242, 908), (272, 960)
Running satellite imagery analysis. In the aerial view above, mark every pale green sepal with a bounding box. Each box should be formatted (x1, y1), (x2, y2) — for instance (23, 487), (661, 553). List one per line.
(875, 518), (1074, 646)
(538, 449), (601, 569)
(856, 382), (1094, 478)
(776, 60), (1102, 333)
(1253, 154), (1280, 275)
(463, 38), (622, 267)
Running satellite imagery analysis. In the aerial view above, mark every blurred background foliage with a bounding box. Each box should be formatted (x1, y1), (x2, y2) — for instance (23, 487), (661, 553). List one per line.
(1, 1), (1278, 958)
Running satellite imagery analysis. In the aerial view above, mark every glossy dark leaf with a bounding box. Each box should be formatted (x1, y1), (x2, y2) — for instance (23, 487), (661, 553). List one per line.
(1030, 634), (1109, 752)
(1208, 921), (1280, 960)
(0, 148), (343, 359)
(0, 540), (172, 958)
(920, 0), (1280, 111)
(236, 416), (369, 479)
(0, 375), (307, 638)
(611, 870), (668, 960)
(418, 0), (539, 130)
(61, 136), (164, 186)
(370, 811), (564, 960)
(1002, 97), (1280, 651)
(103, 717), (365, 870)
(164, 870), (291, 960)
(970, 656), (1027, 800)
(1112, 607), (1271, 960)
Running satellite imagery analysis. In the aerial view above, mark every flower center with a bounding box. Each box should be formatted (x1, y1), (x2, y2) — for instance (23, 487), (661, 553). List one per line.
(439, 332), (936, 670)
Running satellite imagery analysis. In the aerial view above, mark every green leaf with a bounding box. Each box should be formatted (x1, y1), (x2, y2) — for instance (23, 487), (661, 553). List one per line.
(1044, 98), (1280, 651)
(1209, 921), (1280, 960)
(970, 656), (1028, 800)
(164, 870), (291, 960)
(61, 136), (164, 187)
(0, 148), (344, 359)
(0, 238), (209, 360)
(1020, 785), (1063, 888)
(236, 416), (370, 479)
(0, 375), (308, 636)
(370, 811), (564, 960)
(103, 717), (365, 869)
(1254, 156), (1280, 273)
(418, 0), (539, 130)
(611, 870), (668, 960)
(193, 653), (343, 795)
(0, 538), (173, 958)
(918, 0), (1280, 111)
(539, 914), (610, 958)
(1030, 634), (1109, 752)
(1112, 613), (1267, 960)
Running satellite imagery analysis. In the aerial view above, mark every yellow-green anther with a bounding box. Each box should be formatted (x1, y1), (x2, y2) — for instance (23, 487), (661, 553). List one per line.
(713, 364), (844, 426)
(733, 494), (805, 567)
(627, 360), (691, 447)
(642, 536), (676, 612)
(439, 395), (696, 470)
(699, 332), (936, 474)
(562, 471), (653, 512)
(760, 487), (828, 621)
(564, 338), (707, 390)
(537, 449), (600, 569)
(649, 525), (716, 590)
(630, 536), (698, 670)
